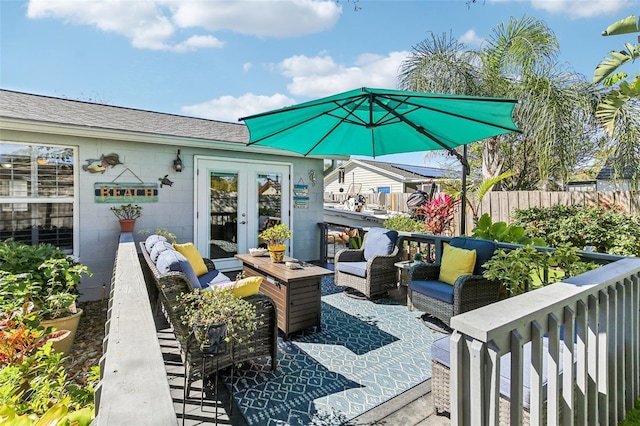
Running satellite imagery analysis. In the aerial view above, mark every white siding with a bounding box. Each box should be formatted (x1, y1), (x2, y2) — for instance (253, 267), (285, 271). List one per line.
(325, 164), (404, 195)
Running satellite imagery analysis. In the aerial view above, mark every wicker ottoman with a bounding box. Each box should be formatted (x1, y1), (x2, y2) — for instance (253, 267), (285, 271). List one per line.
(431, 335), (566, 425)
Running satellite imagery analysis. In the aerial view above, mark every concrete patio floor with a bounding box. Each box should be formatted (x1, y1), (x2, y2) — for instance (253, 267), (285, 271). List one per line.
(157, 315), (451, 425)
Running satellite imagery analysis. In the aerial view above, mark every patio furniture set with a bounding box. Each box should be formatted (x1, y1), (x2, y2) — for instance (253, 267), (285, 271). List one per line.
(139, 228), (507, 422)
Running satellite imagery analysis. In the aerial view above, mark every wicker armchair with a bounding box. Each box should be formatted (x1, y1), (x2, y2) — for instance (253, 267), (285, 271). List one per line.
(334, 227), (403, 299)
(407, 237), (500, 327)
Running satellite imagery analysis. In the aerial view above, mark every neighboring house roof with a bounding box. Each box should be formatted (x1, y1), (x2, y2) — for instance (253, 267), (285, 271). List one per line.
(0, 89), (248, 144)
(596, 164), (634, 180)
(325, 159), (456, 183)
(357, 159), (455, 180)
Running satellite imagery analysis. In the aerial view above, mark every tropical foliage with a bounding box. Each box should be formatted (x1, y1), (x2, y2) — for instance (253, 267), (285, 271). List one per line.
(413, 193), (458, 235)
(593, 15), (640, 188)
(471, 213), (545, 246)
(399, 16), (603, 190)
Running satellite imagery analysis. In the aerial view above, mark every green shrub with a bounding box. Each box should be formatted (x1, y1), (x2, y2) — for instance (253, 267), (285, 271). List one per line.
(383, 216), (426, 233)
(482, 243), (599, 296)
(0, 240), (91, 320)
(513, 203), (640, 256)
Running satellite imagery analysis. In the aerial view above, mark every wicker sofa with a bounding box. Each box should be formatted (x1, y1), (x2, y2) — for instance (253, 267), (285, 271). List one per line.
(139, 236), (278, 394)
(407, 237), (500, 327)
(334, 227), (403, 299)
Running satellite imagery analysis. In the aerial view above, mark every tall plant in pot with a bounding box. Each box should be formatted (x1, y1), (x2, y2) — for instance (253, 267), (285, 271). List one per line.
(110, 203), (142, 232)
(0, 239), (92, 355)
(177, 286), (258, 353)
(258, 223), (292, 263)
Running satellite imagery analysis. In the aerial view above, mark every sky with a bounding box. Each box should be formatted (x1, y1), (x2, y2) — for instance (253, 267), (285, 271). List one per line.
(1, 0), (638, 168)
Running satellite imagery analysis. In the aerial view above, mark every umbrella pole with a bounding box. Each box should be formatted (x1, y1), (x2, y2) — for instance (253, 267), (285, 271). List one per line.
(460, 145), (468, 236)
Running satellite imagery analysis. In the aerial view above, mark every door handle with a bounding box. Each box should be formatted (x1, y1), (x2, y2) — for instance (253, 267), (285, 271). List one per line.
(239, 221), (247, 225)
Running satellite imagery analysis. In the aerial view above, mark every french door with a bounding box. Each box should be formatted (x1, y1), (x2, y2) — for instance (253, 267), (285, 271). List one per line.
(195, 157), (290, 271)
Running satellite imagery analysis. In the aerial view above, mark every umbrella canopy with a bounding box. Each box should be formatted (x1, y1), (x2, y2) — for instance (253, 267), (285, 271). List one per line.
(241, 87), (519, 167)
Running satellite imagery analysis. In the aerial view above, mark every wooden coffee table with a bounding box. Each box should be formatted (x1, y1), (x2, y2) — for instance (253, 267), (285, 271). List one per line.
(235, 253), (333, 338)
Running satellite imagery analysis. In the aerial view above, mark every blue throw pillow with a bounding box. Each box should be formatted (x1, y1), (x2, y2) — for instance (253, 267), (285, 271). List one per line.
(150, 241), (175, 263)
(363, 228), (399, 261)
(145, 234), (167, 253)
(155, 250), (201, 290)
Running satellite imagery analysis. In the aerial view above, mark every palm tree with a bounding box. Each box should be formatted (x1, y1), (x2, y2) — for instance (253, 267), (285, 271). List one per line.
(399, 16), (598, 190)
(593, 15), (640, 188)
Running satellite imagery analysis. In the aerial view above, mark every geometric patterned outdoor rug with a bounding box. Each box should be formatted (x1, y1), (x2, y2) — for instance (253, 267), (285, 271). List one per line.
(222, 276), (446, 425)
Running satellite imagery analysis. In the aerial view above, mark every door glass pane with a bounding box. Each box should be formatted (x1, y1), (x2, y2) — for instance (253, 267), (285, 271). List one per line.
(209, 172), (238, 259)
(257, 172), (282, 248)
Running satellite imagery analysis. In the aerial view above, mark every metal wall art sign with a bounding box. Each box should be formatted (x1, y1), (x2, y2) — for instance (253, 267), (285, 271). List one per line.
(94, 182), (158, 203)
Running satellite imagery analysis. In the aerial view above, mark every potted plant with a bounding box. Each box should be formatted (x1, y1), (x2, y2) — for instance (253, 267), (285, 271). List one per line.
(258, 223), (292, 263)
(110, 203), (142, 232)
(177, 286), (258, 353)
(0, 239), (92, 354)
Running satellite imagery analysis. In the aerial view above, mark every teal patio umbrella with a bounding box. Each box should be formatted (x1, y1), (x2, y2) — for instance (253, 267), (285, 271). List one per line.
(240, 87), (520, 232)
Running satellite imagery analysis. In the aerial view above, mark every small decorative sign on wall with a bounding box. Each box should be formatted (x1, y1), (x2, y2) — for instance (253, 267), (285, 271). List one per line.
(293, 182), (309, 209)
(94, 182), (158, 203)
(94, 167), (158, 203)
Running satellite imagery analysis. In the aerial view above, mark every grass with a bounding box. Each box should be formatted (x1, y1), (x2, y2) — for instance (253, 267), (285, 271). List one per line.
(620, 400), (640, 425)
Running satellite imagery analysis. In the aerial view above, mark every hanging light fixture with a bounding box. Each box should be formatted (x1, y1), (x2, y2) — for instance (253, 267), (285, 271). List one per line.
(173, 150), (183, 172)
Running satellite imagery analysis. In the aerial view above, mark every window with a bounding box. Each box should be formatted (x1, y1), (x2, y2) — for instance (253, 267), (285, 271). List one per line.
(0, 143), (75, 252)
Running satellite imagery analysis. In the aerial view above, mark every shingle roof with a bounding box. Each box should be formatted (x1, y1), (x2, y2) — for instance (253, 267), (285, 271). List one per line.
(0, 89), (248, 144)
(356, 159), (454, 180)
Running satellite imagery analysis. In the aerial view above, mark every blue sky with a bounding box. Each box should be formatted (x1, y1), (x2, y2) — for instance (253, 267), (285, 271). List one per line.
(1, 0), (638, 167)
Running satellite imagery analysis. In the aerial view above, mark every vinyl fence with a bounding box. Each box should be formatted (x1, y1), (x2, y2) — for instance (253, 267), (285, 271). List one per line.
(325, 191), (640, 235)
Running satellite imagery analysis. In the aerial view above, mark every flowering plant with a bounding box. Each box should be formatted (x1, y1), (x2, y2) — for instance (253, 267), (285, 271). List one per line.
(414, 194), (459, 235)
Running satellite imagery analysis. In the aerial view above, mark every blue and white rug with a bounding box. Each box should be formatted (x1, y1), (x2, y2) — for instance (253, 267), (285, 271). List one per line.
(224, 277), (445, 425)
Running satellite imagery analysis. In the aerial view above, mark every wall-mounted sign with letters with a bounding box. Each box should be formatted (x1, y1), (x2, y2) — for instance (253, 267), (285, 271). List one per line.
(94, 182), (158, 203)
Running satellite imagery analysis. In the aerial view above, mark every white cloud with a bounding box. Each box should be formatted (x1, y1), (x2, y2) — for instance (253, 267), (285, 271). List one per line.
(243, 62), (253, 72)
(182, 93), (297, 122)
(172, 35), (225, 52)
(459, 29), (484, 47)
(529, 0), (636, 18)
(26, 0), (342, 51)
(181, 49), (408, 120)
(171, 0), (342, 38)
(279, 51), (410, 98)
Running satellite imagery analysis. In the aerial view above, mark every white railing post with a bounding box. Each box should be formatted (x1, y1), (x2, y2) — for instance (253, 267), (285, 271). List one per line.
(509, 330), (524, 425)
(561, 306), (575, 426)
(575, 299), (588, 425)
(547, 313), (561, 426)
(598, 290), (609, 425)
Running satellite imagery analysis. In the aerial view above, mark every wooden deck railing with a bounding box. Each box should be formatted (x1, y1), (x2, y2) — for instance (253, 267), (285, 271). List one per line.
(449, 257), (640, 425)
(93, 233), (177, 425)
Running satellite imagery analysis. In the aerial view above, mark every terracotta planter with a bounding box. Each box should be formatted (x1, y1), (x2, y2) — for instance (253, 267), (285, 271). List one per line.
(118, 219), (136, 232)
(40, 308), (83, 356)
(268, 245), (286, 263)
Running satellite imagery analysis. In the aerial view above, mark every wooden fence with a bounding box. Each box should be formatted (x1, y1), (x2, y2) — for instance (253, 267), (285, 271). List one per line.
(325, 190), (640, 235)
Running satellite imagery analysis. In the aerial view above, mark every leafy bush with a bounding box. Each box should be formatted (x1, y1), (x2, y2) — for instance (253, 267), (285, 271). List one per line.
(471, 213), (546, 245)
(0, 240), (91, 320)
(513, 203), (640, 256)
(382, 216), (426, 233)
(483, 244), (599, 296)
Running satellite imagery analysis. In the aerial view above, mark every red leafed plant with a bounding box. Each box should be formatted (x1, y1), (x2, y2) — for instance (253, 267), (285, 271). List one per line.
(0, 303), (69, 366)
(414, 193), (459, 235)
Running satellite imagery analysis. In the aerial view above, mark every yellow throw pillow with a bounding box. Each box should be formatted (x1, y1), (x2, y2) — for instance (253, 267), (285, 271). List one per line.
(231, 276), (263, 298)
(173, 242), (208, 276)
(439, 244), (477, 285)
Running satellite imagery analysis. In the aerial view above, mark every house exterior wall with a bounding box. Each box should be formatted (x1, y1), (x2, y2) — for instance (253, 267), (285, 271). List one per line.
(324, 164), (405, 196)
(1, 128), (324, 301)
(596, 179), (632, 191)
